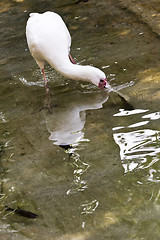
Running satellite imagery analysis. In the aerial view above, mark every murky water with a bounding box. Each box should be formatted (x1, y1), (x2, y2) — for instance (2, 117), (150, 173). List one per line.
(0, 0), (160, 239)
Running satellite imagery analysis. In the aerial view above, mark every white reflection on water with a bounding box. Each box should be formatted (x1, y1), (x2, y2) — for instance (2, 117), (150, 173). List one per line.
(19, 76), (44, 87)
(142, 112), (160, 120)
(128, 121), (149, 128)
(113, 109), (160, 174)
(66, 150), (90, 195)
(81, 199), (99, 215)
(0, 112), (7, 123)
(113, 129), (160, 173)
(113, 108), (148, 117)
(148, 169), (160, 183)
(45, 91), (108, 145)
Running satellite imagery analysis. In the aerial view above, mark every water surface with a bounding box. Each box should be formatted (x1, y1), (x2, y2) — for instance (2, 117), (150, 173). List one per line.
(0, 0), (160, 239)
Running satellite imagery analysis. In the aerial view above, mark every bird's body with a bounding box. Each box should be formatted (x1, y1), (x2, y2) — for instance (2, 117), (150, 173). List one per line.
(26, 11), (107, 88)
(26, 12), (71, 73)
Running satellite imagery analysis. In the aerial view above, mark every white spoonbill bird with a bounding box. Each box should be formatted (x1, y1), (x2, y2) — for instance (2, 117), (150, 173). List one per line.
(26, 11), (133, 111)
(26, 11), (108, 88)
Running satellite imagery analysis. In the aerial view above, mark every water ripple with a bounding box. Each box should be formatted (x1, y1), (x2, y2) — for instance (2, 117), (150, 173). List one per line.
(148, 169), (160, 183)
(114, 129), (160, 160)
(113, 109), (148, 117)
(66, 151), (90, 195)
(142, 112), (160, 120)
(0, 112), (7, 123)
(113, 109), (160, 174)
(19, 77), (44, 87)
(81, 199), (99, 215)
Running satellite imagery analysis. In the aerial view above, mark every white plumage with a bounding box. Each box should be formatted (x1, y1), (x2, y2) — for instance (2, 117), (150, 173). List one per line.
(26, 11), (107, 89)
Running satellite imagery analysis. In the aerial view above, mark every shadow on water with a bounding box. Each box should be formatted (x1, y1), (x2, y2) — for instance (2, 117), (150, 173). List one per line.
(0, 0), (160, 239)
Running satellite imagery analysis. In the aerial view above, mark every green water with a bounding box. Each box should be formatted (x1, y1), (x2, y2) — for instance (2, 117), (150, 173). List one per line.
(0, 0), (160, 239)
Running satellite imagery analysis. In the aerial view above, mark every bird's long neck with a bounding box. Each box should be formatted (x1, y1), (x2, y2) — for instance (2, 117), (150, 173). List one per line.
(47, 55), (94, 83)
(60, 63), (90, 82)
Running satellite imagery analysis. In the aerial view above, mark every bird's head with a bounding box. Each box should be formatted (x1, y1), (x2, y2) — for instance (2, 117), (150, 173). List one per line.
(86, 66), (108, 90)
(98, 78), (107, 89)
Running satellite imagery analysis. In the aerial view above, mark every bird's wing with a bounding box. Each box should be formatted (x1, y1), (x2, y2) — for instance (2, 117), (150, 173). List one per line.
(26, 12), (72, 61)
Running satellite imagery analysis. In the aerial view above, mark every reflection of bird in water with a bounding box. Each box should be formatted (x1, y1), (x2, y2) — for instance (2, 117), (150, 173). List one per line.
(26, 11), (133, 112)
(44, 91), (109, 146)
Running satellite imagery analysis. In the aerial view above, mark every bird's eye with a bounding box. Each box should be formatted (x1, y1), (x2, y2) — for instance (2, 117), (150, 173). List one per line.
(100, 79), (104, 83)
